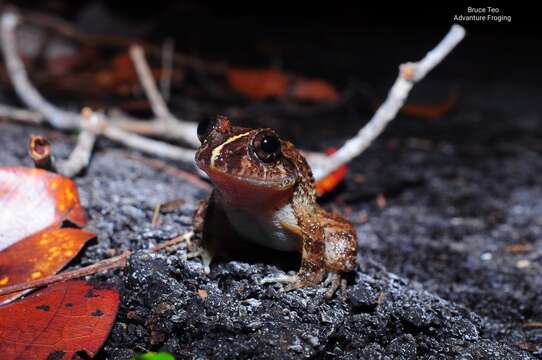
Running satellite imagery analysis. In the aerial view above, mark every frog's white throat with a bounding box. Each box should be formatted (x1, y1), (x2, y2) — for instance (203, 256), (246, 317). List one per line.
(221, 202), (300, 252)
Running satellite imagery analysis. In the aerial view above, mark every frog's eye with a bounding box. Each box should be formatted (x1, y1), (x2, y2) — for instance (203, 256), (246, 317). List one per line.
(197, 117), (216, 143)
(251, 130), (281, 163)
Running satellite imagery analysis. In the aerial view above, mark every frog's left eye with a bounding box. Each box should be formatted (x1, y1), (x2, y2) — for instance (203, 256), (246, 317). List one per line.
(251, 130), (281, 163)
(197, 117), (215, 143)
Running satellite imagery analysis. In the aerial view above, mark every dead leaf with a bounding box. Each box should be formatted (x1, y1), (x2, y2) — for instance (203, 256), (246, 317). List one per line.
(0, 228), (95, 304)
(227, 67), (339, 103)
(400, 92), (457, 119)
(291, 78), (338, 102)
(0, 280), (119, 360)
(0, 167), (92, 304)
(0, 167), (87, 251)
(373, 91), (459, 120)
(227, 67), (288, 100)
(315, 148), (348, 196)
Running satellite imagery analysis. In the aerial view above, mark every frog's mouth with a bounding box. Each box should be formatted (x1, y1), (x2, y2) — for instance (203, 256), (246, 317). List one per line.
(200, 163), (295, 210)
(199, 162), (294, 190)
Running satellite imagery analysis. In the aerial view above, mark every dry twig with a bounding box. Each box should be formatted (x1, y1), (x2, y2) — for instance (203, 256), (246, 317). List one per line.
(1, 10), (465, 182)
(0, 104), (44, 123)
(129, 45), (199, 146)
(310, 25), (466, 180)
(53, 108), (98, 176)
(0, 11), (196, 169)
(0, 231), (194, 298)
(0, 251), (130, 298)
(1, 12), (79, 129)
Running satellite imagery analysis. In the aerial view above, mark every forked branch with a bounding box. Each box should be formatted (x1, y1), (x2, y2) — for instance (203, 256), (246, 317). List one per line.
(1, 9), (466, 182)
(310, 25), (466, 180)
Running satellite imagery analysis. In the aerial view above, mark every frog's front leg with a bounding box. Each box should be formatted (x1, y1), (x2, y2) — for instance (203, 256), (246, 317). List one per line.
(192, 196), (212, 273)
(193, 196), (209, 235)
(260, 221), (326, 290)
(294, 226), (326, 288)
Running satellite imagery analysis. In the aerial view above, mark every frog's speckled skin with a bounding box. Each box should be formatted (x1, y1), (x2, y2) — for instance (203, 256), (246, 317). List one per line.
(193, 116), (357, 292)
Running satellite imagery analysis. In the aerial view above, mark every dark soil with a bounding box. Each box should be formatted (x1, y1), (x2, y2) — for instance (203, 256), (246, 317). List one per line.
(1, 4), (541, 359)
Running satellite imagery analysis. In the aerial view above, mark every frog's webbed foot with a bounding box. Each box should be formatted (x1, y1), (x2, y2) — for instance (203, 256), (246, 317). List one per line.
(183, 235), (213, 274)
(323, 272), (347, 300)
(260, 271), (346, 299)
(260, 273), (302, 292)
(186, 247), (212, 274)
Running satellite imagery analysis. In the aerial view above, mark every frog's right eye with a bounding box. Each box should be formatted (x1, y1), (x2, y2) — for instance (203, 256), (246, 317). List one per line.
(197, 117), (215, 143)
(251, 129), (281, 163)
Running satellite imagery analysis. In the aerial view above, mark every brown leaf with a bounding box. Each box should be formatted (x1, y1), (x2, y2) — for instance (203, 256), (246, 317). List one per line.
(0, 280), (119, 360)
(291, 78), (338, 103)
(0, 167), (92, 304)
(227, 67), (288, 100)
(0, 228), (95, 304)
(0, 167), (87, 251)
(227, 67), (339, 103)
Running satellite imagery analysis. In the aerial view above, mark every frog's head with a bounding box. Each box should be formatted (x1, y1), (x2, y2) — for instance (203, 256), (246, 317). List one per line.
(195, 116), (297, 208)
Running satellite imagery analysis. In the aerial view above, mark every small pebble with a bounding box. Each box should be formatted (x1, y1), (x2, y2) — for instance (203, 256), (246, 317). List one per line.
(516, 259), (530, 269)
(480, 252), (492, 261)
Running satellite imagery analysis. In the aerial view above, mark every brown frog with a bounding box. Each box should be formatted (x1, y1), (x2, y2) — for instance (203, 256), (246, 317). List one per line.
(193, 115), (357, 297)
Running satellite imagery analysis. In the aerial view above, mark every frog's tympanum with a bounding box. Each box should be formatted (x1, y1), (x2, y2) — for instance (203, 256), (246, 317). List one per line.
(194, 116), (357, 296)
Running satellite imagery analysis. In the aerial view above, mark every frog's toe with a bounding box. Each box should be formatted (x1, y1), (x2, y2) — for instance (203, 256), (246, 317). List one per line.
(199, 248), (213, 274)
(185, 247), (213, 274)
(260, 273), (307, 293)
(260, 273), (296, 284)
(323, 272), (347, 300)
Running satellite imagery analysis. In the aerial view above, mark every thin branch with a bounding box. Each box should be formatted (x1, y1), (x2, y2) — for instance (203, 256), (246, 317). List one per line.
(129, 45), (199, 147)
(130, 45), (173, 122)
(0, 11), (196, 165)
(151, 231), (193, 252)
(54, 108), (97, 176)
(0, 104), (44, 123)
(311, 25), (466, 180)
(5, 105), (196, 165)
(100, 118), (195, 162)
(0, 231), (194, 298)
(0, 251), (130, 298)
(2, 10), (466, 184)
(1, 12), (79, 130)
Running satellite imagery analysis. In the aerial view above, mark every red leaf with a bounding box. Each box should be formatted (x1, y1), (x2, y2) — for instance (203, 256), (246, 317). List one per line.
(315, 148), (348, 196)
(0, 281), (119, 360)
(291, 78), (338, 103)
(0, 167), (92, 303)
(227, 67), (288, 100)
(0, 228), (95, 305)
(227, 67), (339, 103)
(0, 167), (87, 251)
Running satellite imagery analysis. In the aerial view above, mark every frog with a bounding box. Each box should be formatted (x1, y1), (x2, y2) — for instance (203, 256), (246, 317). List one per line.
(193, 115), (358, 297)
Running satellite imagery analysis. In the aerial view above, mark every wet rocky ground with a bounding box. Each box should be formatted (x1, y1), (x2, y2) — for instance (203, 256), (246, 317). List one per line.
(0, 7), (541, 359)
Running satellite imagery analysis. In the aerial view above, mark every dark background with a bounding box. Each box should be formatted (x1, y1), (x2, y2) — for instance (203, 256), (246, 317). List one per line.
(1, 1), (541, 358)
